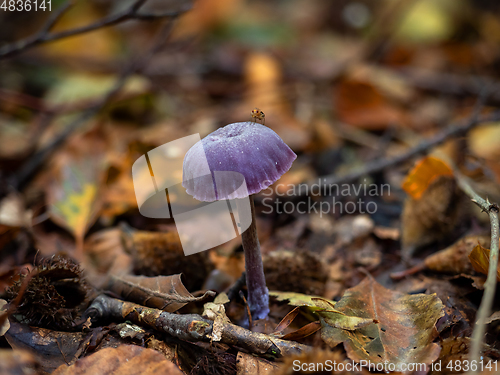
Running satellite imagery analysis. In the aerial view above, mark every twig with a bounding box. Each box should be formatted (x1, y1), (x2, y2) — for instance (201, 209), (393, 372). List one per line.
(309, 110), (500, 190)
(0, 268), (38, 330)
(86, 294), (309, 358)
(0, 0), (191, 59)
(456, 175), (500, 375)
(8, 11), (182, 190)
(239, 290), (253, 330)
(395, 67), (500, 103)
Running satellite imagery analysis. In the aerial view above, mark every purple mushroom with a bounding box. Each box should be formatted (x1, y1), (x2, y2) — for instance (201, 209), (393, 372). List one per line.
(182, 122), (296, 319)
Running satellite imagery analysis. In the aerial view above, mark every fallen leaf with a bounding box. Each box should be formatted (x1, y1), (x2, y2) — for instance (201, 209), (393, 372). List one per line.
(269, 291), (330, 322)
(52, 345), (182, 375)
(273, 307), (301, 334)
(269, 291), (334, 310)
(313, 297), (375, 331)
(83, 227), (133, 288)
(428, 336), (496, 375)
(401, 157), (469, 260)
(391, 235), (490, 280)
(122, 225), (213, 291)
(173, 0), (240, 39)
(335, 78), (406, 130)
(280, 321), (321, 341)
(108, 274), (214, 312)
(469, 123), (500, 162)
(468, 244), (500, 281)
(42, 2), (117, 63)
(236, 352), (280, 375)
(0, 349), (42, 375)
(402, 156), (454, 200)
(0, 192), (30, 228)
(0, 193), (31, 251)
(319, 275), (444, 367)
(486, 311), (500, 325)
(425, 235), (490, 274)
(46, 129), (108, 257)
(5, 322), (86, 374)
(278, 349), (354, 375)
(114, 323), (147, 340)
(395, 0), (455, 44)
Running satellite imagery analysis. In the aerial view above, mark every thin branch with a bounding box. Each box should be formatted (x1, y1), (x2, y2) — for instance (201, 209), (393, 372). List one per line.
(86, 294), (309, 358)
(456, 175), (500, 375)
(309, 110), (500, 190)
(8, 14), (181, 190)
(0, 0), (191, 59)
(40, 0), (75, 34)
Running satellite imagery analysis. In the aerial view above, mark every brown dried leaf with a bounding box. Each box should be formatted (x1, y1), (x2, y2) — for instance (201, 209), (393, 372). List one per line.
(320, 275), (444, 366)
(52, 345), (182, 375)
(0, 349), (42, 375)
(5, 322), (86, 373)
(468, 244), (500, 281)
(108, 274), (214, 312)
(424, 235), (490, 274)
(401, 174), (468, 261)
(122, 226), (213, 291)
(429, 336), (496, 375)
(46, 129), (108, 257)
(278, 349), (359, 375)
(335, 78), (406, 130)
(236, 352), (280, 375)
(280, 321), (321, 341)
(273, 307), (301, 334)
(0, 299), (10, 336)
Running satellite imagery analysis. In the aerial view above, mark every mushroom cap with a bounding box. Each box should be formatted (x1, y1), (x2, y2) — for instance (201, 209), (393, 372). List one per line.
(182, 122), (297, 202)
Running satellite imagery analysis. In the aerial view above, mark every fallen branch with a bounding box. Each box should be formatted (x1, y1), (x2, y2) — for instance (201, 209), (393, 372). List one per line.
(0, 0), (192, 59)
(455, 174), (500, 375)
(86, 294), (309, 358)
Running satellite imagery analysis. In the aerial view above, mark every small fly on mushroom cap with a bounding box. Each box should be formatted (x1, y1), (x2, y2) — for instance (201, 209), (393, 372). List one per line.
(250, 108), (265, 124)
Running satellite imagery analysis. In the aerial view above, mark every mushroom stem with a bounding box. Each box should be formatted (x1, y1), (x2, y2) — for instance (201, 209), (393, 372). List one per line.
(241, 195), (269, 320)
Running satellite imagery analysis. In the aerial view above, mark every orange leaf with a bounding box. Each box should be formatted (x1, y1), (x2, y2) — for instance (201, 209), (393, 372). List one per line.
(402, 157), (454, 199)
(468, 244), (500, 281)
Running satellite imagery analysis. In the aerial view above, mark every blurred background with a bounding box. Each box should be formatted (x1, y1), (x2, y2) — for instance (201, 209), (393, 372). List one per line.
(1, 0), (500, 294)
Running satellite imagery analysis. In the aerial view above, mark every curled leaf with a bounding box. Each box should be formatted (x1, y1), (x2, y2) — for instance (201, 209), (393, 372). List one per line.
(269, 291), (334, 310)
(108, 274), (215, 312)
(313, 297), (375, 331)
(401, 157), (468, 260)
(468, 244), (500, 281)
